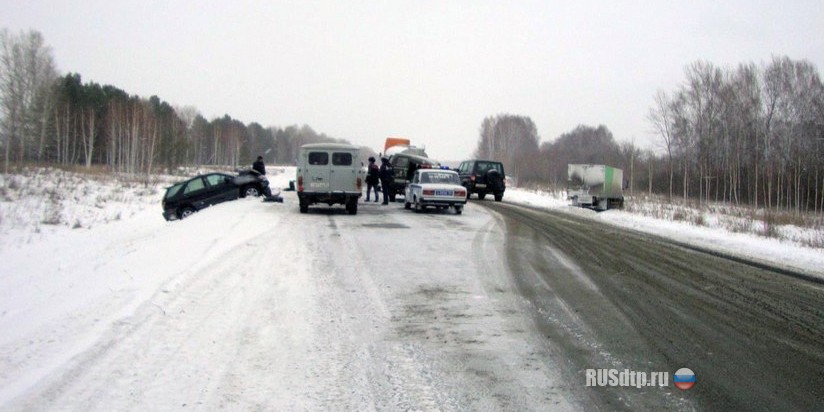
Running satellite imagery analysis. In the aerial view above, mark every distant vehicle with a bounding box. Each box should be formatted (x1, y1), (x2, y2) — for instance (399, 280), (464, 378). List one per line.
(384, 137), (411, 153)
(296, 143), (363, 214)
(456, 160), (506, 201)
(404, 169), (467, 214)
(162, 171), (270, 220)
(567, 164), (624, 211)
(385, 152), (440, 202)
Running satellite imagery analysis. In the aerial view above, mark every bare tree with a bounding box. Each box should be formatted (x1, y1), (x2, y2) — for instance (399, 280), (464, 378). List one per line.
(647, 90), (676, 199)
(0, 29), (57, 172)
(475, 114), (540, 181)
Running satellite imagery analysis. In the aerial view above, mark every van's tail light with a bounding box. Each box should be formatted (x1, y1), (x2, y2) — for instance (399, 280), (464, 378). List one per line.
(356, 177), (362, 190)
(297, 176), (304, 192)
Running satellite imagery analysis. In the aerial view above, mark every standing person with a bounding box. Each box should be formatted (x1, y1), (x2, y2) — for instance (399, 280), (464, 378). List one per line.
(251, 155), (277, 200)
(252, 156), (266, 176)
(379, 157), (394, 205)
(365, 156), (380, 202)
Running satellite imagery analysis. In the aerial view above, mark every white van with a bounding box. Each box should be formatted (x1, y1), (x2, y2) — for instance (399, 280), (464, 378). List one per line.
(296, 143), (364, 214)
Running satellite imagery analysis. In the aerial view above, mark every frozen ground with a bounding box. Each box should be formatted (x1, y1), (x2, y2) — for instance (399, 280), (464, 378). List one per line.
(504, 189), (823, 279)
(0, 166), (821, 410)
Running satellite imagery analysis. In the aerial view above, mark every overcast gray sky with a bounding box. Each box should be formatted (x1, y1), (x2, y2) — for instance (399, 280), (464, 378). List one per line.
(2, 0), (823, 160)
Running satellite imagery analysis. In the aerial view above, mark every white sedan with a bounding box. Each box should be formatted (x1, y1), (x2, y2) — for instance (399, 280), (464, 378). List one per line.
(404, 169), (467, 214)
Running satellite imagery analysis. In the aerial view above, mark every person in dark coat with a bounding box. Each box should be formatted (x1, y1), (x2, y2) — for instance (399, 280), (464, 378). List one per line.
(251, 155), (279, 200)
(252, 156), (266, 175)
(365, 157), (380, 202)
(379, 157), (394, 205)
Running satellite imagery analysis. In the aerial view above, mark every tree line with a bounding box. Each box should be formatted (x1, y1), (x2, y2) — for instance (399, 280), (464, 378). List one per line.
(3, 29), (823, 213)
(0, 29), (355, 176)
(475, 57), (824, 214)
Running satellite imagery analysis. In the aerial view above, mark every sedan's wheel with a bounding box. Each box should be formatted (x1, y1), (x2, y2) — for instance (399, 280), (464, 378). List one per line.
(454, 205), (463, 215)
(178, 207), (195, 219)
(404, 201), (411, 209)
(243, 186), (260, 197)
(414, 197), (423, 213)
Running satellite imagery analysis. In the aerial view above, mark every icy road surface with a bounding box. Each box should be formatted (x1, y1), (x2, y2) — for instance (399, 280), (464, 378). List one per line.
(0, 197), (579, 410)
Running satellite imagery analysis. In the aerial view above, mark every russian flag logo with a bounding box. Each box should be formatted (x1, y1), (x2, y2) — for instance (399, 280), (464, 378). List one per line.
(674, 368), (696, 390)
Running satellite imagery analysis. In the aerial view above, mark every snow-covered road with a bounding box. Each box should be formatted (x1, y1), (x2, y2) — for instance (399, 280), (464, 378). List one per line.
(3, 166), (823, 410)
(1, 191), (577, 410)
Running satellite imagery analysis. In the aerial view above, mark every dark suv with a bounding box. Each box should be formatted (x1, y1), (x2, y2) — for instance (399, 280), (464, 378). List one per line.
(162, 172), (270, 220)
(456, 160), (506, 201)
(385, 152), (440, 202)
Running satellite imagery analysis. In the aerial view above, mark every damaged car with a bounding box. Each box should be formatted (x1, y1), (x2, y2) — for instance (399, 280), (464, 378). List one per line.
(162, 171), (272, 220)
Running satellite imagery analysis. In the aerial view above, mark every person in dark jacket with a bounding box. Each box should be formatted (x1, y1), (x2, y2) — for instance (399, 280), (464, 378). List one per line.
(365, 156), (379, 202)
(252, 156), (266, 175)
(379, 157), (394, 205)
(250, 155), (280, 200)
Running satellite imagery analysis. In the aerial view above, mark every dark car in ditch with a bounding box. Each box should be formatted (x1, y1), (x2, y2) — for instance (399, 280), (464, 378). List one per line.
(162, 171), (270, 220)
(456, 160), (506, 201)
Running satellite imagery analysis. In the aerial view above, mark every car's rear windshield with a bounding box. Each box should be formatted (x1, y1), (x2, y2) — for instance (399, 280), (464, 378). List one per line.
(164, 182), (185, 200)
(332, 152), (352, 166)
(422, 172), (460, 184)
(474, 162), (503, 174)
(308, 152), (328, 165)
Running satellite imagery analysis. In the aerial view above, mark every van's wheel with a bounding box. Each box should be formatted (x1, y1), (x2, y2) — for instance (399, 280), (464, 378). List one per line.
(494, 193), (503, 202)
(389, 192), (396, 202)
(478, 192), (486, 200)
(178, 207), (195, 219)
(299, 198), (309, 213)
(346, 198), (358, 215)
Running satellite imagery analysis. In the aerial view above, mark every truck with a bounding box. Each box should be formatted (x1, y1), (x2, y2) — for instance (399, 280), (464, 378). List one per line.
(296, 143), (364, 214)
(384, 137), (411, 154)
(379, 137), (436, 202)
(567, 164), (624, 211)
(384, 137), (427, 157)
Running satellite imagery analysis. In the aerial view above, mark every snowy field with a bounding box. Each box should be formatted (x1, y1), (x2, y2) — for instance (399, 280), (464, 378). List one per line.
(0, 165), (821, 409)
(1, 166), (821, 278)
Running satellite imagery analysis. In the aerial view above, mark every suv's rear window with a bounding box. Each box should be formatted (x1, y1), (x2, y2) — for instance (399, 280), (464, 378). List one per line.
(474, 162), (504, 174)
(308, 152), (329, 165)
(332, 152), (353, 166)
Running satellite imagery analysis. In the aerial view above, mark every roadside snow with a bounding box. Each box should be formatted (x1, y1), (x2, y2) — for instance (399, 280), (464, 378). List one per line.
(0, 165), (822, 409)
(503, 188), (824, 279)
(0, 166), (579, 410)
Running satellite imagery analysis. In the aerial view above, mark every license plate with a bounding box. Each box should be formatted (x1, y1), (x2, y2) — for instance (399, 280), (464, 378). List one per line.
(475, 183), (486, 188)
(435, 190), (452, 196)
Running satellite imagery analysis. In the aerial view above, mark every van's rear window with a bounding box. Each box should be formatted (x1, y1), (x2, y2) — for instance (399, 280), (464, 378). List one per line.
(332, 152), (353, 166)
(308, 152), (328, 165)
